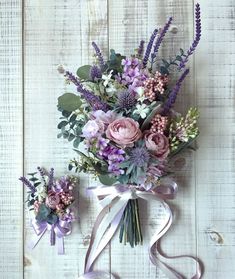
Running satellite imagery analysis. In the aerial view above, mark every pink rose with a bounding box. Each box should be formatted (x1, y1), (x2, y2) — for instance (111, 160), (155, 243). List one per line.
(45, 191), (61, 209)
(106, 117), (142, 147)
(144, 131), (169, 160)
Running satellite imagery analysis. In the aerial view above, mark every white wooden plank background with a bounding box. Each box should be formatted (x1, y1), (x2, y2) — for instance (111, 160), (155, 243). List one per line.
(0, 0), (234, 278)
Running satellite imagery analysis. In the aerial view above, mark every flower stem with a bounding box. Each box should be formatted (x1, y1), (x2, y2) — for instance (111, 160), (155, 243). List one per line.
(119, 199), (142, 247)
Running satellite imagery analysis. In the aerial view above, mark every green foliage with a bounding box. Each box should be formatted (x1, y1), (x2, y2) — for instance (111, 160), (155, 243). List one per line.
(58, 93), (82, 112)
(73, 149), (108, 175)
(57, 107), (85, 148)
(27, 172), (41, 188)
(98, 174), (116, 186)
(46, 213), (59, 225)
(35, 204), (58, 225)
(76, 65), (92, 80)
(36, 204), (51, 222)
(159, 48), (187, 74)
(106, 49), (125, 73)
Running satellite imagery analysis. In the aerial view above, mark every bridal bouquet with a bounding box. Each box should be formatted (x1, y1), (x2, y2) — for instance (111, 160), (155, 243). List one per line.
(57, 4), (201, 250)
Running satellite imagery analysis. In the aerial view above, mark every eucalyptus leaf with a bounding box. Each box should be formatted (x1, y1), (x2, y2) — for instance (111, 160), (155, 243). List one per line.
(36, 204), (51, 222)
(73, 138), (81, 148)
(46, 213), (58, 225)
(69, 114), (77, 122)
(99, 174), (117, 186)
(27, 172), (38, 176)
(58, 93), (82, 112)
(68, 133), (75, 142)
(76, 65), (92, 80)
(57, 121), (68, 129)
(160, 66), (169, 75)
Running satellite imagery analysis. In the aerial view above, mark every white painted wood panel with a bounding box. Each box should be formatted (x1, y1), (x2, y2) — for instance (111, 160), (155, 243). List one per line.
(195, 1), (235, 278)
(0, 1), (23, 278)
(1, 0), (235, 278)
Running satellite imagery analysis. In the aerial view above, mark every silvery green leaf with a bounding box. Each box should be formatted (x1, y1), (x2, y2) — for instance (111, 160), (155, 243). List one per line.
(76, 65), (92, 80)
(58, 93), (82, 112)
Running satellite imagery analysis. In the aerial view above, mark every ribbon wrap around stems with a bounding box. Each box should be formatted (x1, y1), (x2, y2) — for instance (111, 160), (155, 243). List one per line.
(78, 178), (203, 279)
(30, 218), (72, 254)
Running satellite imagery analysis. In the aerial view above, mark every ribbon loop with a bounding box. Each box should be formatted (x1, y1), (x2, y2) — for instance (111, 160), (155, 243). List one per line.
(29, 218), (72, 255)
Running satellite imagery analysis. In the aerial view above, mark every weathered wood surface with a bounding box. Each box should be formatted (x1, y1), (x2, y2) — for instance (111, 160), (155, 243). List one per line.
(0, 1), (23, 278)
(0, 0), (235, 278)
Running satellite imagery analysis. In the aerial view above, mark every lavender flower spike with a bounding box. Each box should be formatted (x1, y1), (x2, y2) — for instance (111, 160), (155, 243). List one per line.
(142, 29), (158, 67)
(65, 71), (109, 112)
(92, 42), (105, 71)
(162, 68), (190, 115)
(48, 168), (54, 189)
(151, 17), (173, 63)
(178, 3), (201, 70)
(137, 40), (145, 58)
(19, 176), (36, 193)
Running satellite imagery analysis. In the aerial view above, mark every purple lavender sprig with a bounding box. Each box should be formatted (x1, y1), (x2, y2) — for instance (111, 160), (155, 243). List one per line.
(92, 42), (105, 71)
(90, 65), (102, 80)
(65, 71), (109, 112)
(48, 168), (54, 189)
(162, 68), (190, 115)
(137, 40), (145, 58)
(19, 176), (36, 193)
(37, 166), (47, 185)
(142, 29), (158, 67)
(178, 3), (201, 70)
(150, 17), (173, 65)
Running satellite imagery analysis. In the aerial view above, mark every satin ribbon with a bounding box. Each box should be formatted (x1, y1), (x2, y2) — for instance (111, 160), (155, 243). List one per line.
(78, 178), (203, 279)
(29, 218), (72, 254)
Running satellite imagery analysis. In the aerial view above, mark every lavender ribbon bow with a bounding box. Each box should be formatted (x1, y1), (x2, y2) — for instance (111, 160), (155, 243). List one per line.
(78, 178), (203, 279)
(30, 218), (72, 254)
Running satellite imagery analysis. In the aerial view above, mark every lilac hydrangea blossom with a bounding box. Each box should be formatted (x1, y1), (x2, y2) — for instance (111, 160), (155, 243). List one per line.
(90, 110), (118, 128)
(116, 58), (149, 94)
(82, 120), (104, 139)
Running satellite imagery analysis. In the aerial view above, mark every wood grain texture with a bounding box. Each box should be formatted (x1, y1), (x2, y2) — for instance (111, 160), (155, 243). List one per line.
(195, 0), (235, 278)
(0, 1), (23, 278)
(23, 0), (109, 278)
(1, 0), (235, 278)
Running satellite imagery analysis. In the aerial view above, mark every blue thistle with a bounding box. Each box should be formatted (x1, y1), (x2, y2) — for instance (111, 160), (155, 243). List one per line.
(162, 68), (190, 115)
(65, 71), (109, 112)
(118, 90), (137, 109)
(151, 17), (173, 64)
(178, 3), (201, 70)
(92, 42), (105, 71)
(142, 29), (158, 67)
(90, 65), (102, 80)
(19, 176), (36, 193)
(129, 147), (150, 167)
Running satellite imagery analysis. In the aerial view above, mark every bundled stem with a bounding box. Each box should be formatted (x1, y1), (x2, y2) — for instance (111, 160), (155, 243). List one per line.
(119, 199), (143, 247)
